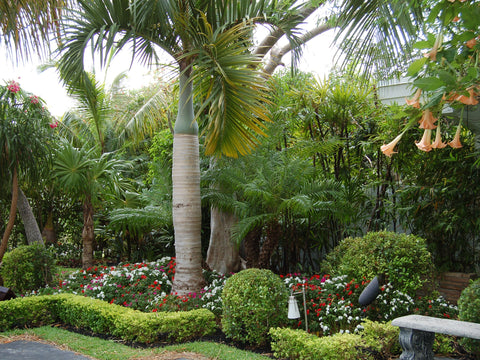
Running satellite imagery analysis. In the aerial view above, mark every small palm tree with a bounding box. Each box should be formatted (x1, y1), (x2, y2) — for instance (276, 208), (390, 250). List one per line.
(53, 140), (130, 269)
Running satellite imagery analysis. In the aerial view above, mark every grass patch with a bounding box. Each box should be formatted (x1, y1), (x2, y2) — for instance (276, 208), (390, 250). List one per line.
(0, 326), (272, 360)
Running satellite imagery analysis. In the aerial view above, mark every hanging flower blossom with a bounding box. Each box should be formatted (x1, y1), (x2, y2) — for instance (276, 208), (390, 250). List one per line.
(431, 123), (447, 149)
(416, 129), (433, 152)
(7, 81), (20, 93)
(418, 109), (438, 129)
(49, 121), (59, 129)
(381, 132), (404, 157)
(424, 34), (442, 61)
(405, 89), (422, 108)
(456, 88), (478, 105)
(448, 124), (463, 149)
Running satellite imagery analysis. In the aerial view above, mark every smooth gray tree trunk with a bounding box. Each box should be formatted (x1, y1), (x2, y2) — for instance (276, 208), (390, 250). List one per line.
(206, 208), (241, 274)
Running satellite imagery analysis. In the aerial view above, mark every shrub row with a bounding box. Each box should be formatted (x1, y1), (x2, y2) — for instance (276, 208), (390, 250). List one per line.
(0, 293), (216, 343)
(269, 320), (400, 360)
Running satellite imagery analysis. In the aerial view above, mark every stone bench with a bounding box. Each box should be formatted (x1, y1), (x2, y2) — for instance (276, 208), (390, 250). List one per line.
(392, 315), (480, 360)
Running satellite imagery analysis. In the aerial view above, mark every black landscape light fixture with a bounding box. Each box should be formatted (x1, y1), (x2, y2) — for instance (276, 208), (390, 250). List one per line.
(0, 286), (15, 301)
(358, 275), (385, 307)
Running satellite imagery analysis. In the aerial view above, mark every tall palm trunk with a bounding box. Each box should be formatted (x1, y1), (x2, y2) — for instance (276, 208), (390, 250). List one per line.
(172, 71), (204, 295)
(0, 167), (19, 263)
(82, 194), (95, 269)
(17, 188), (44, 245)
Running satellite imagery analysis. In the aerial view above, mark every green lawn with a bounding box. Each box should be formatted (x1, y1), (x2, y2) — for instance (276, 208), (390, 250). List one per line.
(0, 326), (273, 360)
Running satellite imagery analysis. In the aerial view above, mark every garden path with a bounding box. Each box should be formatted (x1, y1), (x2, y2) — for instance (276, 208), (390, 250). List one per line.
(0, 334), (210, 360)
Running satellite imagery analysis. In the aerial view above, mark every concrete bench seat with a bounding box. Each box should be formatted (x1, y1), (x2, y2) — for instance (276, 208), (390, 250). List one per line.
(392, 315), (480, 359)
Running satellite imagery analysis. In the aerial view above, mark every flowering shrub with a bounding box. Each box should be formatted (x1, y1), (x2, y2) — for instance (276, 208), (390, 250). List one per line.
(283, 274), (458, 336)
(33, 256), (457, 338)
(36, 257), (227, 315)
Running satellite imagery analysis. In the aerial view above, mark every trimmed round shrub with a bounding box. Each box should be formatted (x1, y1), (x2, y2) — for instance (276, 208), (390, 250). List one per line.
(323, 231), (435, 297)
(0, 244), (55, 294)
(458, 278), (480, 355)
(221, 268), (288, 346)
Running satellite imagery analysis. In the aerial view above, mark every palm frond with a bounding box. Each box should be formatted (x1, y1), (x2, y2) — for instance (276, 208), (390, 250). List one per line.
(191, 20), (271, 157)
(0, 0), (65, 61)
(335, 0), (425, 79)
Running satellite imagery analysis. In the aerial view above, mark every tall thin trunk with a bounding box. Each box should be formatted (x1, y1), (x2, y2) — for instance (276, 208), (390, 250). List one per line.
(17, 188), (44, 245)
(0, 167), (19, 263)
(172, 70), (204, 295)
(42, 212), (56, 244)
(82, 195), (94, 269)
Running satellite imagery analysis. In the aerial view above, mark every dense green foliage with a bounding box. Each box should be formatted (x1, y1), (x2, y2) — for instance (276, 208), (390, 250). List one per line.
(221, 269), (288, 346)
(0, 244), (55, 293)
(458, 278), (480, 355)
(323, 231), (435, 297)
(269, 320), (400, 360)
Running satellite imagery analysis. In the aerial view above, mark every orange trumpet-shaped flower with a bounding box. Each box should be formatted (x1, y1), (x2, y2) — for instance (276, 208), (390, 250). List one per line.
(416, 129), (433, 152)
(448, 124), (463, 149)
(418, 109), (438, 129)
(431, 123), (447, 149)
(456, 88), (478, 105)
(466, 37), (477, 49)
(424, 34), (442, 61)
(406, 89), (422, 108)
(381, 133), (404, 157)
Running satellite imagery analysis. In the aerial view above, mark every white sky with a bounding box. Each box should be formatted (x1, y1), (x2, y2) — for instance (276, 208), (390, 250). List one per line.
(0, 27), (337, 118)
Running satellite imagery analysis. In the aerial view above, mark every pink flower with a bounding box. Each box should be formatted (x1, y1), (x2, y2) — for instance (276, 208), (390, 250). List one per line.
(418, 109), (438, 129)
(7, 81), (20, 93)
(30, 95), (39, 104)
(381, 132), (404, 157)
(431, 123), (447, 149)
(448, 124), (463, 149)
(456, 88), (478, 106)
(416, 129), (433, 152)
(406, 89), (422, 108)
(49, 121), (59, 129)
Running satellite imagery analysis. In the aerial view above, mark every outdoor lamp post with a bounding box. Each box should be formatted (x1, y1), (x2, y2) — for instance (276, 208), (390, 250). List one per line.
(287, 282), (308, 332)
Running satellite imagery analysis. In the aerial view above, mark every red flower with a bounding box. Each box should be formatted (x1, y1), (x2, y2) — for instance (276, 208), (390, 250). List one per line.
(7, 81), (20, 93)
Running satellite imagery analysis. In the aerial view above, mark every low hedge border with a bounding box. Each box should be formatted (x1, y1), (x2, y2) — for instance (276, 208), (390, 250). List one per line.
(0, 293), (217, 343)
(269, 320), (400, 360)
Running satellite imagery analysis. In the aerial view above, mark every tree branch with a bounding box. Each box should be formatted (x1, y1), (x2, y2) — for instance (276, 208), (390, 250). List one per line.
(262, 23), (334, 75)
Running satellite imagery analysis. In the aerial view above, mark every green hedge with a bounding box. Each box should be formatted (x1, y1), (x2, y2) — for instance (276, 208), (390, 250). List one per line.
(0, 294), (216, 343)
(269, 320), (400, 360)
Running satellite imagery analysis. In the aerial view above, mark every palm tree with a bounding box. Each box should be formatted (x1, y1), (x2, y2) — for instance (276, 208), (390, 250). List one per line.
(55, 0), (281, 294)
(53, 140), (130, 269)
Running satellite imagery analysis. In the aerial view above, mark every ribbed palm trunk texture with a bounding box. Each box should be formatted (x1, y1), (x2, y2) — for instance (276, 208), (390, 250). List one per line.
(172, 133), (205, 295)
(82, 196), (94, 270)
